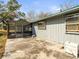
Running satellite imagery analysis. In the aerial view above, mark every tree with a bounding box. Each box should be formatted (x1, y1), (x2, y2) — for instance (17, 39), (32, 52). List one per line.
(59, 0), (76, 11)
(26, 10), (36, 22)
(0, 0), (24, 38)
(37, 12), (49, 19)
(26, 10), (49, 22)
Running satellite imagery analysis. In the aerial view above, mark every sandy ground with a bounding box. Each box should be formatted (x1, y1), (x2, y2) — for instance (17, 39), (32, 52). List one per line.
(2, 38), (77, 59)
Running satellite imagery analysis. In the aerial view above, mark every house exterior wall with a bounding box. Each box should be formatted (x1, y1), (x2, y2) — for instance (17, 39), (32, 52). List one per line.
(33, 17), (79, 44)
(46, 17), (66, 43)
(33, 23), (48, 40)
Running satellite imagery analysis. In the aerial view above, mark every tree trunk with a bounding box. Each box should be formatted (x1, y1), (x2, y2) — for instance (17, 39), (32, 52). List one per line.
(7, 21), (10, 38)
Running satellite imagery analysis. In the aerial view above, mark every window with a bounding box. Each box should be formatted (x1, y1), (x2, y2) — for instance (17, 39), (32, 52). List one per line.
(38, 21), (46, 30)
(66, 16), (79, 32)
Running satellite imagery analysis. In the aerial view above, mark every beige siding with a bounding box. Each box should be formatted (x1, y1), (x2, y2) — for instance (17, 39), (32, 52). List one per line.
(66, 34), (79, 43)
(46, 17), (66, 43)
(34, 23), (48, 40)
(33, 17), (79, 43)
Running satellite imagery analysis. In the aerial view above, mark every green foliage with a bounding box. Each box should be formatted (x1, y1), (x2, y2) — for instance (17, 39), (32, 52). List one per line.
(0, 0), (27, 27)
(0, 0), (22, 22)
(7, 0), (21, 12)
(18, 12), (25, 17)
(0, 12), (13, 19)
(0, 1), (3, 8)
(15, 19), (28, 25)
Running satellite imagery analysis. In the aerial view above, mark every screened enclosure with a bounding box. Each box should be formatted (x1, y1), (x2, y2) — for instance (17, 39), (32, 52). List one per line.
(9, 24), (32, 38)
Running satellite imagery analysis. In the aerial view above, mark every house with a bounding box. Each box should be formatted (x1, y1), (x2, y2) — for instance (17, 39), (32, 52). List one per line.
(32, 6), (79, 44)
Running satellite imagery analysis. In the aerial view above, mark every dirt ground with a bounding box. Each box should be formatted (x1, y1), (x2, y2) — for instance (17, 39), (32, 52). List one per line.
(2, 38), (77, 59)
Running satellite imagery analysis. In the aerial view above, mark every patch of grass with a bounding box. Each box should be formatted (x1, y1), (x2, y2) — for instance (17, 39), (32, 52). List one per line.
(0, 34), (7, 58)
(0, 35), (7, 45)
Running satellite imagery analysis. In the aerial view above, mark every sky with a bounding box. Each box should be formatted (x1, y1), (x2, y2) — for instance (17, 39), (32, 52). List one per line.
(1, 0), (79, 14)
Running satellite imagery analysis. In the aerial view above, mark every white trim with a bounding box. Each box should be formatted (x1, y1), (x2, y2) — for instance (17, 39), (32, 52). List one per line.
(66, 32), (79, 34)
